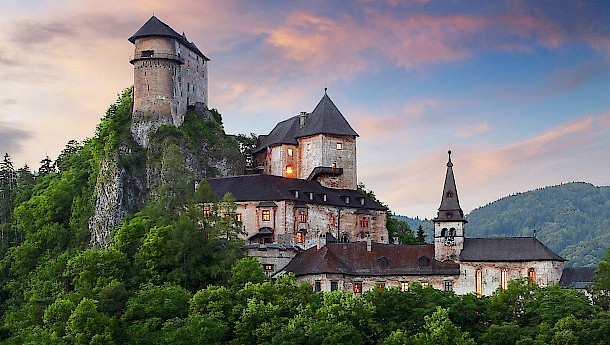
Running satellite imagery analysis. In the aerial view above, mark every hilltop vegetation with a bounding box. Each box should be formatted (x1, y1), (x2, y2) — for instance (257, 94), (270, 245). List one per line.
(466, 182), (610, 267)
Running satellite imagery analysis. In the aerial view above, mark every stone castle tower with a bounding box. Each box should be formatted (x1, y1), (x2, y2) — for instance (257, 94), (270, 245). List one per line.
(129, 16), (209, 147)
(433, 150), (467, 261)
(253, 91), (359, 190)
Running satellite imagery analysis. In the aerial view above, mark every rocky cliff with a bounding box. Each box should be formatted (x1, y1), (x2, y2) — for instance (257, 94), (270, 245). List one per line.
(89, 97), (245, 248)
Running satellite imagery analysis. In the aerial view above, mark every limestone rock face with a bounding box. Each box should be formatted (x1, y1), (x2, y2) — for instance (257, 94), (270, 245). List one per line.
(89, 143), (146, 248)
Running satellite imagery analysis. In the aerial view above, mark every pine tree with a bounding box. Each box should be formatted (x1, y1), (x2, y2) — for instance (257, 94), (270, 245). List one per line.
(38, 155), (55, 177)
(0, 153), (15, 224)
(416, 224), (427, 244)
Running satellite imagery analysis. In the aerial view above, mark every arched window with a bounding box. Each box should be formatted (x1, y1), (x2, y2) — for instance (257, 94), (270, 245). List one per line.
(340, 233), (350, 243)
(449, 228), (456, 237)
(441, 228), (448, 237)
(528, 268), (536, 284)
(476, 269), (482, 297)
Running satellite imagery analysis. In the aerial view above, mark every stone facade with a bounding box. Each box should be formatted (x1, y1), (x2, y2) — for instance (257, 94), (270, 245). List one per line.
(129, 16), (209, 147)
(236, 200), (387, 249)
(299, 273), (458, 293)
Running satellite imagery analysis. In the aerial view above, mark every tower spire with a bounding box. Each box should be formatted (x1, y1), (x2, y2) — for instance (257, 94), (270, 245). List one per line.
(434, 150), (466, 222)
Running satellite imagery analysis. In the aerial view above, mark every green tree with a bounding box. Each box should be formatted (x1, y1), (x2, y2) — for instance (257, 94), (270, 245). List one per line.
(38, 155), (55, 177)
(235, 133), (259, 168)
(64, 298), (115, 345)
(593, 248), (610, 310)
(412, 306), (475, 345)
(416, 225), (426, 244)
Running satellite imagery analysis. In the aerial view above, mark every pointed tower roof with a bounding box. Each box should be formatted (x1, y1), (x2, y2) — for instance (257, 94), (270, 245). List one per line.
(254, 91), (358, 153)
(434, 150), (467, 222)
(128, 16), (209, 60)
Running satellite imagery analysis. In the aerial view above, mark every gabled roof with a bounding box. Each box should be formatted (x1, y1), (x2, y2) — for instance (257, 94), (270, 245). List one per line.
(560, 267), (596, 289)
(129, 16), (209, 61)
(206, 174), (386, 211)
(460, 237), (565, 262)
(434, 150), (466, 222)
(282, 242), (460, 276)
(254, 93), (358, 153)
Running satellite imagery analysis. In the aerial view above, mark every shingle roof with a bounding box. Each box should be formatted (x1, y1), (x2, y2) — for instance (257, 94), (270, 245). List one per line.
(129, 16), (209, 61)
(434, 151), (466, 222)
(282, 242), (460, 276)
(560, 267), (596, 289)
(254, 93), (358, 153)
(460, 237), (565, 262)
(206, 174), (386, 211)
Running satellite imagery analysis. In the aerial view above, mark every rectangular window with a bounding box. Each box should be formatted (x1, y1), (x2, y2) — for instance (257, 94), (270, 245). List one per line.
(296, 232), (304, 244)
(336, 142), (343, 150)
(400, 282), (409, 291)
(476, 269), (482, 297)
(420, 282), (429, 288)
(287, 148), (293, 156)
(262, 210), (271, 221)
(203, 206), (211, 218)
(314, 281), (321, 292)
(330, 281), (339, 291)
(353, 282), (362, 294)
(376, 282), (386, 290)
(307, 143), (312, 151)
(444, 280), (453, 291)
(501, 269), (508, 290)
(263, 264), (274, 271)
(360, 217), (369, 228)
(236, 213), (242, 222)
(330, 215), (335, 226)
(299, 210), (307, 223)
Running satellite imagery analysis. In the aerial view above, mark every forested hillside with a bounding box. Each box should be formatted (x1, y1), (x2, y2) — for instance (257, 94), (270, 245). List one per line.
(467, 182), (610, 267)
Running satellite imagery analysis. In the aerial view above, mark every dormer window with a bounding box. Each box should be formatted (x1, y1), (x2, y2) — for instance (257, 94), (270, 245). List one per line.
(358, 197), (365, 206)
(322, 194), (327, 202)
(293, 190), (299, 198)
(446, 191), (454, 198)
(343, 196), (350, 204)
(308, 192), (314, 200)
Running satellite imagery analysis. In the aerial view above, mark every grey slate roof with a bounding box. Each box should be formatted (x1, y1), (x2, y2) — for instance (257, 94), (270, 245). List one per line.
(129, 16), (209, 61)
(282, 242), (460, 277)
(560, 267), (596, 289)
(206, 174), (386, 211)
(434, 151), (466, 222)
(254, 93), (358, 153)
(460, 237), (565, 262)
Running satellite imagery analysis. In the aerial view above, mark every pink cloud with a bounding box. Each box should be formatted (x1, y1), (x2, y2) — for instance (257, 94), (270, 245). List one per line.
(456, 122), (490, 138)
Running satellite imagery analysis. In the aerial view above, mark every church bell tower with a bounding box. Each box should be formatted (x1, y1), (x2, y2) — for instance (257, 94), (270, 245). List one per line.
(433, 151), (467, 261)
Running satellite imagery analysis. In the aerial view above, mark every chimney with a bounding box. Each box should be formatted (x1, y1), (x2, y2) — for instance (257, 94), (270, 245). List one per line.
(366, 237), (372, 252)
(299, 112), (308, 128)
(317, 232), (327, 249)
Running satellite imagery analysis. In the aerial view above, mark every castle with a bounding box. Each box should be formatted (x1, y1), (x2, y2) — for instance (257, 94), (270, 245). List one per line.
(129, 17), (588, 295)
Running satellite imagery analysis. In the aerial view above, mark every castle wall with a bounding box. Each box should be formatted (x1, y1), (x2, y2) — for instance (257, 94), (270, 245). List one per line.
(297, 273), (457, 294)
(235, 200), (388, 249)
(453, 260), (565, 296)
(297, 134), (357, 189)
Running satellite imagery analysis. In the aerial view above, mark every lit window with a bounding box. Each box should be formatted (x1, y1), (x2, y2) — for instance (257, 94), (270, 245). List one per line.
(263, 264), (274, 271)
(353, 282), (362, 294)
(285, 165), (294, 175)
(528, 268), (535, 284)
(330, 281), (339, 291)
(287, 148), (293, 156)
(501, 269), (508, 290)
(444, 280), (453, 291)
(262, 210), (271, 221)
(236, 213), (242, 222)
(203, 206), (211, 218)
(376, 282), (385, 290)
(296, 232), (304, 244)
(401, 282), (409, 291)
(299, 210), (307, 223)
(336, 142), (343, 150)
(476, 269), (482, 297)
(330, 215), (335, 226)
(360, 217), (369, 228)
(187, 59), (190, 68)
(307, 143), (312, 151)
(314, 281), (321, 292)
(420, 282), (429, 288)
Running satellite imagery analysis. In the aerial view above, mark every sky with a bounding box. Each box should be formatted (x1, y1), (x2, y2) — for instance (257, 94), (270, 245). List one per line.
(1, 0), (609, 219)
